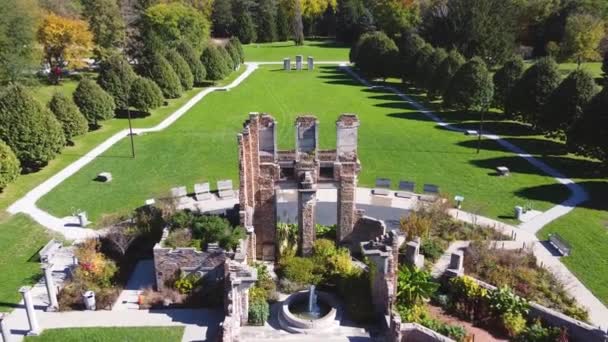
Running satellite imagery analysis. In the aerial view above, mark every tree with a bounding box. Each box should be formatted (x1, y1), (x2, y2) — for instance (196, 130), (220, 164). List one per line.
(603, 50), (608, 79)
(129, 77), (164, 113)
(218, 46), (234, 74)
(276, 2), (291, 41)
(37, 13), (94, 82)
(142, 53), (183, 99)
(0, 85), (65, 168)
(234, 9), (257, 44)
(225, 40), (241, 69)
(396, 266), (439, 306)
(38, 0), (82, 17)
(176, 41), (207, 85)
(81, 0), (125, 58)
(428, 49), (465, 99)
(411, 43), (434, 88)
(97, 54), (137, 109)
(350, 31), (398, 79)
(49, 92), (88, 142)
(370, 0), (420, 38)
(444, 57), (494, 112)
(422, 0), (518, 66)
(166, 49), (194, 90)
(422, 48), (448, 93)
(256, 0), (278, 42)
(509, 57), (561, 126)
(0, 0), (40, 84)
(398, 32), (426, 83)
(73, 79), (117, 127)
(567, 87), (608, 165)
(201, 45), (229, 81)
(561, 13), (605, 63)
(228, 37), (245, 63)
(293, 0), (305, 45)
(142, 3), (210, 53)
(540, 69), (598, 135)
(0, 140), (20, 190)
(105, 225), (139, 256)
(211, 0), (234, 37)
(493, 56), (525, 115)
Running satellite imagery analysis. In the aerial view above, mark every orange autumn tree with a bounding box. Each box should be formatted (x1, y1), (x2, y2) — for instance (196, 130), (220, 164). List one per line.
(37, 13), (93, 82)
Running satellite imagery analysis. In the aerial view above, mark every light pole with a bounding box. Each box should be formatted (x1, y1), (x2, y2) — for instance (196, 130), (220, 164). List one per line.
(121, 59), (135, 159)
(476, 105), (487, 154)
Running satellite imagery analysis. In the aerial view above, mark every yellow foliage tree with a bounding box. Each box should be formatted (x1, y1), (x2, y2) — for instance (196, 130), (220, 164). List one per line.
(37, 13), (93, 70)
(563, 13), (605, 63)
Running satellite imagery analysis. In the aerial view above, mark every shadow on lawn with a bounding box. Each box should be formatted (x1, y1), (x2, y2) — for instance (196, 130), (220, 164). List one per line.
(515, 181), (608, 210)
(458, 138), (569, 156)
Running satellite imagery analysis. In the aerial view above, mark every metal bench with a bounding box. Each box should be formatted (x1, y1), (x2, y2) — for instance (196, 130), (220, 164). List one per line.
(420, 184), (440, 202)
(372, 178), (391, 196)
(39, 239), (62, 263)
(496, 166), (510, 176)
(548, 233), (571, 256)
(194, 182), (212, 201)
(395, 181), (415, 198)
(217, 180), (235, 199)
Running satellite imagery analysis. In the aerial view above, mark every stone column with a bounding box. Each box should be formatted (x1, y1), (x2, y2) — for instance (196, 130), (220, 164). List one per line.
(298, 171), (317, 256)
(295, 55), (303, 71)
(0, 313), (12, 342)
(449, 251), (464, 275)
(41, 263), (58, 311)
(307, 56), (314, 70)
(283, 58), (291, 71)
(19, 286), (40, 335)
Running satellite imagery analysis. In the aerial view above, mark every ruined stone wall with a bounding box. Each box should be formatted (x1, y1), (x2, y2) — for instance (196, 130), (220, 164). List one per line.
(388, 312), (455, 342)
(345, 211), (386, 251)
(335, 114), (361, 245)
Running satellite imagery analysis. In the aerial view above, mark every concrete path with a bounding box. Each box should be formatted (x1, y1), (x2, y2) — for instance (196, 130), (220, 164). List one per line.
(113, 259), (156, 311)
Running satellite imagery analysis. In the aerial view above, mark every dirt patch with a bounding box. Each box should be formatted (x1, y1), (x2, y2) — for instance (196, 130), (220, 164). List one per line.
(427, 304), (509, 342)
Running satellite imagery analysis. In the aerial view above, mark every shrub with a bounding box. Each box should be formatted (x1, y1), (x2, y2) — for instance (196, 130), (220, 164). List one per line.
(337, 271), (374, 323)
(218, 46), (234, 74)
(420, 238), (447, 263)
(190, 214), (245, 251)
(165, 49), (194, 90)
(74, 239), (118, 288)
(351, 31), (399, 79)
(422, 48), (448, 92)
(281, 256), (321, 285)
(97, 54), (137, 109)
(398, 32), (426, 82)
(428, 49), (465, 99)
(248, 297), (269, 325)
(49, 92), (88, 142)
(129, 77), (164, 113)
(0, 84), (65, 168)
(0, 140), (20, 189)
(142, 53), (183, 99)
(164, 228), (194, 248)
(400, 211), (432, 239)
(444, 57), (494, 112)
(176, 41), (207, 85)
(174, 273), (200, 295)
(73, 78), (117, 126)
(514, 320), (561, 342)
(228, 37), (244, 63)
(488, 286), (529, 316)
(493, 56), (525, 114)
(277, 222), (298, 256)
(502, 311), (527, 337)
(419, 316), (467, 341)
(201, 45), (229, 81)
(396, 266), (439, 306)
(253, 263), (277, 301)
(412, 44), (434, 88)
(224, 39), (241, 69)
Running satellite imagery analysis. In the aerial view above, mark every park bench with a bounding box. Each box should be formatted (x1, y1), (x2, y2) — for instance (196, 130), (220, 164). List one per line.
(39, 239), (62, 264)
(372, 178), (391, 196)
(548, 233), (571, 256)
(395, 181), (415, 198)
(217, 180), (235, 199)
(465, 130), (479, 136)
(170, 186), (190, 206)
(496, 166), (510, 176)
(420, 184), (440, 202)
(194, 182), (212, 201)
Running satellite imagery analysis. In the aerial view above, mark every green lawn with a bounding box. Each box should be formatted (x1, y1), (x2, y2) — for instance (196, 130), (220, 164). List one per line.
(24, 326), (185, 342)
(0, 214), (53, 312)
(38, 65), (565, 225)
(30, 78), (80, 105)
(243, 40), (349, 62)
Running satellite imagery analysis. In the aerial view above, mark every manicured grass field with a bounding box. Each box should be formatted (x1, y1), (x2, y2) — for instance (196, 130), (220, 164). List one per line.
(24, 326), (185, 342)
(38, 65), (565, 226)
(243, 40), (349, 62)
(0, 214), (52, 312)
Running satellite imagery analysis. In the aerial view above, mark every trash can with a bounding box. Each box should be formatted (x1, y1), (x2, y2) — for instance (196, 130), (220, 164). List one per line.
(83, 291), (96, 310)
(514, 206), (523, 220)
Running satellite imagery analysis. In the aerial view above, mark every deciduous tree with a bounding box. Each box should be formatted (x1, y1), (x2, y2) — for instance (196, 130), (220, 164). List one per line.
(567, 87), (608, 166)
(370, 0), (420, 38)
(444, 57), (494, 112)
(142, 3), (210, 53)
(412, 43), (434, 88)
(81, 0), (126, 58)
(350, 31), (398, 80)
(0, 0), (40, 84)
(561, 13), (605, 63)
(428, 49), (465, 99)
(493, 56), (525, 115)
(422, 48), (447, 94)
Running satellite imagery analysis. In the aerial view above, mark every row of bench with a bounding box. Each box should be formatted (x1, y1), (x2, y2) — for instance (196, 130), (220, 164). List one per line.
(170, 179), (236, 202)
(372, 178), (440, 200)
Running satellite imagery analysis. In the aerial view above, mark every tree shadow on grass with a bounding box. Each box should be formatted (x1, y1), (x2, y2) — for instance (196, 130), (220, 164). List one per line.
(469, 155), (608, 179)
(458, 138), (569, 156)
(515, 181), (608, 210)
(115, 109), (150, 119)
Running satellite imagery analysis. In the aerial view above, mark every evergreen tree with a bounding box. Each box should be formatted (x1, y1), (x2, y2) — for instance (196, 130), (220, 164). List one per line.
(444, 57), (494, 112)
(234, 10), (257, 44)
(176, 41), (207, 85)
(398, 32), (425, 83)
(73, 79), (117, 127)
(567, 87), (608, 165)
(0, 85), (65, 168)
(428, 49), (465, 99)
(276, 2), (290, 41)
(129, 77), (164, 113)
(49, 92), (89, 143)
(201, 45), (229, 81)
(218, 46), (234, 74)
(229, 37), (245, 63)
(225, 40), (241, 69)
(0, 140), (20, 190)
(422, 48), (448, 94)
(493, 56), (525, 115)
(350, 31), (399, 79)
(211, 0), (234, 37)
(142, 53), (183, 99)
(336, 0), (364, 44)
(166, 49), (194, 90)
(97, 54), (137, 109)
(540, 69), (598, 135)
(256, 0), (277, 43)
(509, 57), (561, 126)
(412, 44), (434, 88)
(81, 0), (126, 58)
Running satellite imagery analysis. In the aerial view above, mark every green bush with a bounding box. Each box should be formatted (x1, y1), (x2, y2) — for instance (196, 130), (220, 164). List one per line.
(165, 49), (194, 90)
(73, 78), (117, 126)
(228, 37), (244, 63)
(412, 44), (434, 88)
(351, 31), (399, 79)
(201, 45), (229, 81)
(129, 77), (164, 113)
(0, 84), (65, 168)
(398, 32), (426, 82)
(281, 256), (321, 285)
(224, 40), (241, 69)
(420, 317), (467, 341)
(48, 92), (88, 142)
(502, 311), (527, 337)
(420, 238), (447, 263)
(248, 297), (269, 325)
(422, 48), (448, 92)
(493, 56), (524, 114)
(428, 49), (465, 99)
(218, 46), (234, 74)
(337, 271), (374, 323)
(142, 53), (183, 99)
(444, 57), (494, 112)
(514, 320), (561, 342)
(176, 41), (207, 85)
(174, 273), (200, 295)
(0, 140), (20, 189)
(190, 214), (245, 250)
(234, 11), (257, 44)
(488, 286), (529, 316)
(97, 54), (137, 109)
(315, 224), (336, 240)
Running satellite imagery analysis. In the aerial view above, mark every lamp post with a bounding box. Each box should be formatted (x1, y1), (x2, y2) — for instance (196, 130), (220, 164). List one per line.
(476, 105), (488, 154)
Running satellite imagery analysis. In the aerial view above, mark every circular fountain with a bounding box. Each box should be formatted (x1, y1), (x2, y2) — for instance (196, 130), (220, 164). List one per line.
(278, 285), (340, 333)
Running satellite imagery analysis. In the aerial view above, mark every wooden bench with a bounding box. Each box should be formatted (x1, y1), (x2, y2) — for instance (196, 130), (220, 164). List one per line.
(395, 181), (415, 198)
(372, 178), (391, 196)
(39, 239), (62, 263)
(548, 233), (571, 256)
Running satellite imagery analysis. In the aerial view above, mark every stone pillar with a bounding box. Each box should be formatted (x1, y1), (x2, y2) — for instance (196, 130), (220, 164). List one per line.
(283, 58), (290, 71)
(335, 114), (360, 245)
(295, 55), (303, 71)
(337, 173), (356, 243)
(307, 56), (314, 70)
(19, 286), (40, 335)
(404, 240), (425, 270)
(0, 313), (11, 342)
(41, 263), (58, 311)
(298, 171), (317, 256)
(449, 251), (464, 274)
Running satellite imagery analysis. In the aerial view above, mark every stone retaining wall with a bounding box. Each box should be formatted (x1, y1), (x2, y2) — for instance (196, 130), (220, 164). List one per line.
(387, 312), (455, 342)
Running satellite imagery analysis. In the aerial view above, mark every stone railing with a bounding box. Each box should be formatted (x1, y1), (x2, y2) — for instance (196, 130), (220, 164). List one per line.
(387, 312), (455, 342)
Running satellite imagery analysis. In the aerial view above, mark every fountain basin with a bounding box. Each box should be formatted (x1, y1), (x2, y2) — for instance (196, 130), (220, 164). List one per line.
(278, 290), (339, 333)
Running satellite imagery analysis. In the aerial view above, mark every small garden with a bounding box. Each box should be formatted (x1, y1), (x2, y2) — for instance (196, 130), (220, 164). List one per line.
(163, 210), (245, 251)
